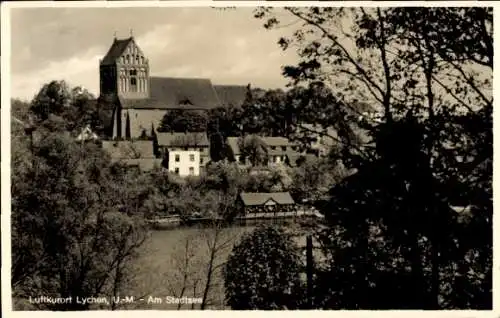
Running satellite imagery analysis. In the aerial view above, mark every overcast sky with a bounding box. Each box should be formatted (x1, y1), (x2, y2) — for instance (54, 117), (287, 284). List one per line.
(10, 7), (298, 100)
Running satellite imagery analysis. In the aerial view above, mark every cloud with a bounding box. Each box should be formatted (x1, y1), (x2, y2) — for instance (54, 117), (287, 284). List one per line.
(11, 7), (298, 100)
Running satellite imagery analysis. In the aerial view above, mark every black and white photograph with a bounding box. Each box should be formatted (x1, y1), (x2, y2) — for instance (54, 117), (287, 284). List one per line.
(3, 2), (493, 311)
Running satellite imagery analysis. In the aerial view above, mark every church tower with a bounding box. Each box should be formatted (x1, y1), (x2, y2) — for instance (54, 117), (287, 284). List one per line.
(99, 34), (150, 100)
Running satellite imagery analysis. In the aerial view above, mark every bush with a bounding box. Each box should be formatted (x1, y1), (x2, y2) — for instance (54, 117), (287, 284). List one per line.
(224, 226), (304, 309)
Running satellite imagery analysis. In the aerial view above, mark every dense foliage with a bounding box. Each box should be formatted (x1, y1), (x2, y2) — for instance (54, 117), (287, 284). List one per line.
(157, 109), (208, 133)
(224, 226), (304, 309)
(11, 122), (150, 310)
(228, 6), (493, 309)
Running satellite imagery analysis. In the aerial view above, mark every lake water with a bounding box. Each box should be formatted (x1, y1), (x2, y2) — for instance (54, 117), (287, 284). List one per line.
(127, 225), (255, 310)
(126, 224), (321, 310)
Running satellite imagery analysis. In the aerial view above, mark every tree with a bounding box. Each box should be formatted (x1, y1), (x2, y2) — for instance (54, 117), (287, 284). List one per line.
(254, 7), (492, 309)
(209, 132), (229, 163)
(11, 126), (150, 310)
(224, 226), (304, 309)
(289, 156), (347, 204)
(157, 109), (208, 133)
(29, 81), (106, 136)
(238, 135), (268, 166)
(207, 106), (243, 138)
(30, 80), (72, 121)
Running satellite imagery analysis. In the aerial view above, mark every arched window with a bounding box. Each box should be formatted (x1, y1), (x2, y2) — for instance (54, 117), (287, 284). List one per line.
(130, 78), (137, 92)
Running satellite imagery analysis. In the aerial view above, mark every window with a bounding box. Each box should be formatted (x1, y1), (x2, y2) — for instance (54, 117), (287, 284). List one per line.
(199, 148), (204, 152)
(200, 157), (204, 164)
(174, 168), (179, 174)
(130, 70), (137, 76)
(175, 154), (180, 162)
(189, 167), (195, 175)
(271, 146), (276, 150)
(281, 146), (287, 151)
(135, 55), (140, 63)
(189, 154), (195, 162)
(130, 78), (137, 92)
(126, 55), (130, 63)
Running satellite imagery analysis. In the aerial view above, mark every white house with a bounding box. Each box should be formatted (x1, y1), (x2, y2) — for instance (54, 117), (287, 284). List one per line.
(167, 150), (200, 177)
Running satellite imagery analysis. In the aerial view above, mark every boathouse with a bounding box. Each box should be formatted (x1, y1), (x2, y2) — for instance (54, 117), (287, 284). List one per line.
(236, 192), (297, 219)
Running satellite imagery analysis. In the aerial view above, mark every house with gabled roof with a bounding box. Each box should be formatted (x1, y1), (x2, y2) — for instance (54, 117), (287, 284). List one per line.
(226, 135), (303, 167)
(236, 192), (298, 218)
(156, 132), (211, 176)
(98, 35), (248, 140)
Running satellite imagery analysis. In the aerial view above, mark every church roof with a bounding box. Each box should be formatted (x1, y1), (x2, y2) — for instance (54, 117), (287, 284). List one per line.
(213, 85), (248, 108)
(120, 77), (221, 110)
(101, 37), (134, 66)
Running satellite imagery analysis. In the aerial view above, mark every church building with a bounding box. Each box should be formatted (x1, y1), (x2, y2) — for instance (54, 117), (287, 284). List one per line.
(98, 35), (248, 139)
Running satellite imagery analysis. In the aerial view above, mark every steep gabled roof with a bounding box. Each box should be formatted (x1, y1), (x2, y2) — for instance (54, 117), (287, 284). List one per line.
(101, 37), (134, 66)
(213, 85), (248, 108)
(120, 77), (222, 110)
(239, 192), (295, 206)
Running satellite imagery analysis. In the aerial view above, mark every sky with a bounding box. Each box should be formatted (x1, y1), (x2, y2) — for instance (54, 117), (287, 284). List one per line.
(10, 7), (299, 101)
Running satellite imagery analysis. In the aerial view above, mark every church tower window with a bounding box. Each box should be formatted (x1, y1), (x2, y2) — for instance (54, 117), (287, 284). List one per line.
(130, 77), (137, 92)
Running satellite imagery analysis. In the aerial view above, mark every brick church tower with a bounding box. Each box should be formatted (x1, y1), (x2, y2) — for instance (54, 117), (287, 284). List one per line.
(99, 35), (150, 100)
